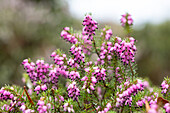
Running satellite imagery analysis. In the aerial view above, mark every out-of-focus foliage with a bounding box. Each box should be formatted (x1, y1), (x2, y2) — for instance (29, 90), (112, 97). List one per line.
(0, 0), (81, 86)
(135, 21), (170, 85)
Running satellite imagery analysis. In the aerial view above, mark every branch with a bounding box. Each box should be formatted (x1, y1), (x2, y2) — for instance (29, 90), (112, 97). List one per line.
(92, 37), (100, 58)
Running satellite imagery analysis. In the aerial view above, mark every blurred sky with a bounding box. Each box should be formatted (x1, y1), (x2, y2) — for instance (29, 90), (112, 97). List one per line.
(67, 0), (170, 25)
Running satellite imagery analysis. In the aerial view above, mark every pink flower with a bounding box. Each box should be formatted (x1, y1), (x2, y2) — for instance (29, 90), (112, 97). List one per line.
(37, 100), (44, 106)
(120, 13), (133, 27)
(81, 76), (88, 81)
(64, 27), (70, 31)
(60, 27), (78, 44)
(20, 105), (26, 111)
(41, 84), (47, 91)
(90, 84), (95, 90)
(34, 85), (40, 91)
(91, 76), (97, 84)
(106, 103), (112, 109)
(67, 82), (80, 101)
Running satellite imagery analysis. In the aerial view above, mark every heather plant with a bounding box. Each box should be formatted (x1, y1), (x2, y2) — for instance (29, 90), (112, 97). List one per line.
(0, 13), (170, 113)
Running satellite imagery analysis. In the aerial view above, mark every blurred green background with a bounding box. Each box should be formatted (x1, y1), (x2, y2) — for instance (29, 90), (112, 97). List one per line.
(0, 0), (81, 86)
(0, 0), (170, 86)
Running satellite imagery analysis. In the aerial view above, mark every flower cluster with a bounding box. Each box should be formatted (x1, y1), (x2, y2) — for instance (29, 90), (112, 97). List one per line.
(61, 27), (78, 44)
(67, 82), (80, 101)
(164, 103), (170, 113)
(22, 57), (70, 91)
(115, 67), (124, 83)
(20, 105), (35, 113)
(67, 58), (80, 68)
(98, 42), (114, 65)
(98, 37), (136, 65)
(2, 101), (20, 112)
(70, 45), (85, 64)
(37, 97), (51, 113)
(50, 51), (67, 69)
(116, 80), (149, 107)
(54, 95), (64, 104)
(120, 13), (133, 27)
(81, 76), (97, 93)
(63, 103), (74, 113)
(92, 67), (107, 81)
(101, 28), (113, 40)
(22, 59), (36, 83)
(136, 93), (158, 107)
(81, 35), (93, 55)
(34, 84), (47, 95)
(148, 103), (159, 113)
(161, 80), (169, 94)
(80, 14), (98, 55)
(48, 68), (59, 89)
(82, 14), (98, 40)
(113, 37), (136, 65)
(1, 99), (23, 112)
(0, 87), (26, 112)
(98, 103), (112, 113)
(0, 87), (14, 101)
(22, 59), (50, 85)
(68, 71), (80, 81)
